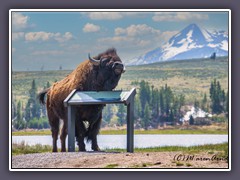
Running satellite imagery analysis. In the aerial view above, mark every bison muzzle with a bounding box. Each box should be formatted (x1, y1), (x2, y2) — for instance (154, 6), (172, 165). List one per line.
(38, 48), (125, 152)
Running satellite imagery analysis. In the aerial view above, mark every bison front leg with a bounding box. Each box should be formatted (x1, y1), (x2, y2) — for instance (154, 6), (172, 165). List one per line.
(75, 120), (87, 151)
(77, 135), (86, 151)
(88, 116), (102, 151)
(91, 136), (100, 151)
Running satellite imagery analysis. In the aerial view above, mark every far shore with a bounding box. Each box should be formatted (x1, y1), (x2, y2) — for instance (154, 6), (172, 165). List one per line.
(12, 123), (228, 136)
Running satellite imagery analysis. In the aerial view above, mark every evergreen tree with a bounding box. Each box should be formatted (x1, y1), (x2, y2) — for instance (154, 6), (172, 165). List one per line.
(179, 94), (185, 111)
(143, 102), (151, 130)
(172, 95), (182, 124)
(169, 109), (174, 124)
(225, 91), (229, 118)
(164, 84), (173, 116)
(194, 99), (199, 113)
(17, 101), (22, 122)
(139, 80), (151, 117)
(46, 81), (51, 88)
(201, 93), (208, 111)
(29, 79), (37, 99)
(159, 87), (165, 115)
(11, 100), (17, 119)
(14, 101), (26, 130)
(25, 79), (41, 123)
(209, 79), (225, 114)
(134, 95), (142, 119)
(178, 94), (185, 119)
(150, 87), (160, 127)
(116, 104), (126, 126)
(102, 104), (113, 123)
(25, 101), (31, 122)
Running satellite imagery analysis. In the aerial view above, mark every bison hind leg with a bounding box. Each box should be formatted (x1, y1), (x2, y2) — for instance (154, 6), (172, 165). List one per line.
(60, 119), (67, 152)
(48, 110), (60, 152)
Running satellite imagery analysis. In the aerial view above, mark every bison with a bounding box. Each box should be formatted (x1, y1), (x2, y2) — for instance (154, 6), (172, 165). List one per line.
(38, 48), (125, 152)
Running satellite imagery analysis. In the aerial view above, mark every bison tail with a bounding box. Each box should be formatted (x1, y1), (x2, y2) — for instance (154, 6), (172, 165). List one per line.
(37, 88), (50, 105)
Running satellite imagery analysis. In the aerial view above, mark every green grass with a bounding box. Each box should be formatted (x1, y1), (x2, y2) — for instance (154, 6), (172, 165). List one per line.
(12, 142), (228, 159)
(176, 162), (184, 166)
(104, 164), (119, 168)
(12, 141), (52, 156)
(106, 143), (228, 154)
(12, 127), (228, 136)
(12, 129), (51, 136)
(131, 162), (154, 168)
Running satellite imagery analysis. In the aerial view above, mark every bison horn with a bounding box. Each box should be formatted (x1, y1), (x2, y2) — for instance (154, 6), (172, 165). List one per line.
(88, 53), (100, 66)
(122, 65), (126, 73)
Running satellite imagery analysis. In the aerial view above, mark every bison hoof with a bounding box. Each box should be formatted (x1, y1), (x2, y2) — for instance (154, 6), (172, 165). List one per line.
(92, 147), (101, 151)
(52, 149), (58, 153)
(79, 147), (86, 152)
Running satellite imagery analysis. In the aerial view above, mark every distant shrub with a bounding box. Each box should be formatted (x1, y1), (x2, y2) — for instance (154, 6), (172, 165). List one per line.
(194, 117), (212, 125)
(189, 115), (194, 125)
(211, 116), (228, 123)
(28, 117), (50, 129)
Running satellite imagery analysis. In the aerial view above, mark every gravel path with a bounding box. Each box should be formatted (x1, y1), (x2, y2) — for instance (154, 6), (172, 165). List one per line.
(11, 151), (228, 169)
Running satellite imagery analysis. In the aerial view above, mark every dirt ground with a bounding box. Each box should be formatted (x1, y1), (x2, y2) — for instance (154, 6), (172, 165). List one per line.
(11, 151), (228, 169)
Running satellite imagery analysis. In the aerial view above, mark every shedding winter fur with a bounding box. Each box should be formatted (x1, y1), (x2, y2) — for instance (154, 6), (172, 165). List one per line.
(38, 48), (125, 152)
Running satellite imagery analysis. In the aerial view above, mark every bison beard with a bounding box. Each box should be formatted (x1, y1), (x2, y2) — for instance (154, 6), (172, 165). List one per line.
(38, 48), (125, 152)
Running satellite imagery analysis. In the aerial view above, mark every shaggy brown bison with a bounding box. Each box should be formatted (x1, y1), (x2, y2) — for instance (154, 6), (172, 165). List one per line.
(38, 48), (125, 152)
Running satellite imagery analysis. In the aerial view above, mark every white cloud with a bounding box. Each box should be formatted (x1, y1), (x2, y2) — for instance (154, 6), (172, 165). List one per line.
(31, 50), (64, 56)
(12, 12), (29, 30)
(25, 31), (73, 42)
(115, 24), (161, 36)
(98, 24), (161, 50)
(152, 12), (209, 22)
(98, 36), (151, 48)
(98, 36), (132, 43)
(25, 31), (54, 41)
(83, 23), (100, 33)
(83, 12), (151, 20)
(86, 12), (123, 20)
(55, 32), (73, 42)
(12, 32), (25, 41)
(12, 47), (16, 53)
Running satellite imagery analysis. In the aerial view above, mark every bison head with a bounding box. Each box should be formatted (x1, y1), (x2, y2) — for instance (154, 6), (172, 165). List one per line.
(89, 48), (125, 91)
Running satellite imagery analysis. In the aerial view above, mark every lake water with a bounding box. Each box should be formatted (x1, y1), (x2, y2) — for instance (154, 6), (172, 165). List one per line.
(12, 134), (228, 150)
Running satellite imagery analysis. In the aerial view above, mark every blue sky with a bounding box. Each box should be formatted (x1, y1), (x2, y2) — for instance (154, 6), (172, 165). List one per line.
(11, 10), (229, 71)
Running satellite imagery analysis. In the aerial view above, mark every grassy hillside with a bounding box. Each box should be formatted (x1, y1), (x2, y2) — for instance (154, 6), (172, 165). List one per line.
(12, 57), (229, 104)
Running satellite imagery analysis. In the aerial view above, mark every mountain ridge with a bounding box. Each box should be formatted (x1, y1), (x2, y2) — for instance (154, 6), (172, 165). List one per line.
(127, 23), (228, 65)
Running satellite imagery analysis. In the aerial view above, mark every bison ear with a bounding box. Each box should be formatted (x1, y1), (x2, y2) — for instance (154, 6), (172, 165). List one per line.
(88, 53), (100, 66)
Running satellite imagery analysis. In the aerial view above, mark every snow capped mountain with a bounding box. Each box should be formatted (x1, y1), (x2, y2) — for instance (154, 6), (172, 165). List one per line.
(128, 24), (228, 65)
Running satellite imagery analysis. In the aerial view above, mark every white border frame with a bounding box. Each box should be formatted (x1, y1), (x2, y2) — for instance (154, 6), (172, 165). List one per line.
(9, 9), (231, 172)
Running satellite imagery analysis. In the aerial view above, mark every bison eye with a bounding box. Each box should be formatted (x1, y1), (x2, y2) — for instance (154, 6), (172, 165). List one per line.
(100, 58), (110, 67)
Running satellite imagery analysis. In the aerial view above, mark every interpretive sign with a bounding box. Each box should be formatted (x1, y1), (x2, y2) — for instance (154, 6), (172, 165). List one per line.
(64, 88), (136, 152)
